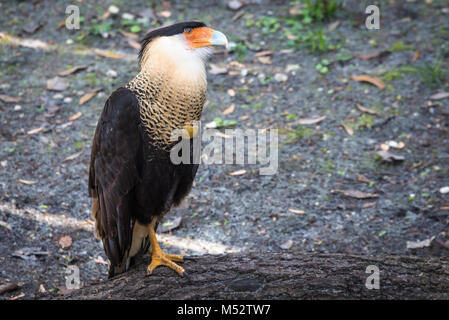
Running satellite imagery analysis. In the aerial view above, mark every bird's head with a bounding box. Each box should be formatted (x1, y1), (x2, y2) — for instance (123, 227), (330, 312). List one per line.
(138, 21), (228, 81)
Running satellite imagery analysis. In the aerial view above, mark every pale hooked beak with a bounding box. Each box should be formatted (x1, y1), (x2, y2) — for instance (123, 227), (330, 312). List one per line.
(209, 30), (228, 49)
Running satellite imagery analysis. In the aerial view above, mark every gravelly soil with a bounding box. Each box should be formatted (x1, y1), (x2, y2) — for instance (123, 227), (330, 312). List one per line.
(0, 0), (448, 299)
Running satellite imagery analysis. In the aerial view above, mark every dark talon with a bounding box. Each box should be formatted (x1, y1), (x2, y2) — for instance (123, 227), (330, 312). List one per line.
(182, 271), (192, 282)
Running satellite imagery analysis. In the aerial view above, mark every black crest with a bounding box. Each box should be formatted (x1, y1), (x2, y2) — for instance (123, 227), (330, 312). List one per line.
(139, 21), (207, 63)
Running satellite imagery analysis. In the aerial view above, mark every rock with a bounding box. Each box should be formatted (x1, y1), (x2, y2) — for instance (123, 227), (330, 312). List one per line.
(274, 73), (288, 82)
(106, 69), (118, 78)
(14, 105), (22, 111)
(209, 64), (228, 75)
(285, 64), (300, 73)
(122, 13), (135, 20)
(52, 93), (64, 100)
(227, 0), (243, 11)
(108, 5), (120, 14)
(440, 186), (449, 194)
(63, 97), (72, 104)
(46, 77), (69, 91)
(279, 240), (293, 250)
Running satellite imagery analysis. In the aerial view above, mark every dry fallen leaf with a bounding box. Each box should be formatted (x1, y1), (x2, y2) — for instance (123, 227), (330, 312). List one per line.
(377, 151), (405, 163)
(288, 208), (305, 215)
(356, 103), (378, 115)
(59, 235), (72, 249)
(257, 56), (272, 64)
(411, 50), (421, 61)
(0, 32), (49, 49)
(254, 50), (273, 58)
(18, 179), (36, 185)
(93, 256), (109, 265)
(357, 174), (373, 184)
(79, 88), (101, 105)
(341, 123), (354, 136)
(362, 202), (377, 208)
(352, 75), (385, 90)
(406, 236), (435, 249)
(0, 94), (22, 103)
(429, 92), (449, 100)
(158, 10), (172, 18)
(46, 77), (69, 91)
(337, 190), (379, 199)
(68, 112), (82, 121)
(38, 284), (46, 294)
(58, 65), (87, 77)
(119, 30), (139, 40)
(27, 127), (44, 135)
(9, 293), (25, 300)
(64, 151), (83, 162)
(95, 49), (123, 59)
(222, 104), (235, 115)
(354, 52), (381, 60)
(56, 20), (66, 30)
(328, 20), (340, 31)
(297, 115), (326, 125)
(228, 169), (246, 176)
(209, 63), (228, 75)
(127, 39), (141, 50)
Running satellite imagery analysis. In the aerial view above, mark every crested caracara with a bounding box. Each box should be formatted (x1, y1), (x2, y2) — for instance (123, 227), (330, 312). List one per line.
(88, 22), (228, 278)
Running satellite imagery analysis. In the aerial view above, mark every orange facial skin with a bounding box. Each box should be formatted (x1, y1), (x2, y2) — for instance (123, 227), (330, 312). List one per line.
(183, 27), (215, 49)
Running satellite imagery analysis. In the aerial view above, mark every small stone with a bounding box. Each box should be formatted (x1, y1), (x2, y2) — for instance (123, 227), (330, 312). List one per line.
(63, 97), (72, 104)
(108, 5), (120, 14)
(279, 240), (293, 250)
(52, 93), (64, 100)
(122, 13), (135, 20)
(66, 39), (74, 45)
(227, 89), (236, 97)
(274, 73), (288, 82)
(285, 64), (300, 73)
(440, 186), (449, 194)
(0, 160), (7, 168)
(240, 69), (248, 77)
(106, 69), (118, 78)
(227, 0), (243, 11)
(14, 105), (22, 111)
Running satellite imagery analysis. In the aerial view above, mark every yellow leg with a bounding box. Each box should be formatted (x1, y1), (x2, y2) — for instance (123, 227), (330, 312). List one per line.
(147, 221), (184, 276)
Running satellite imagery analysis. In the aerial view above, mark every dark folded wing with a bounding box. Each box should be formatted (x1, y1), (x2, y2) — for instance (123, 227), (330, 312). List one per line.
(88, 87), (142, 266)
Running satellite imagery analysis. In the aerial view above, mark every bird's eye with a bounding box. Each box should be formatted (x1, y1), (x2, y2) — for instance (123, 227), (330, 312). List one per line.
(184, 27), (192, 34)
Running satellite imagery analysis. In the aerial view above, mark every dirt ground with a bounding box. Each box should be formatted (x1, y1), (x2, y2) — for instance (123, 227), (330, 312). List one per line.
(0, 0), (448, 299)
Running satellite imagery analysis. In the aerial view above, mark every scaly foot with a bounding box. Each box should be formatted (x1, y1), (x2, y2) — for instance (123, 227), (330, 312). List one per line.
(146, 224), (184, 276)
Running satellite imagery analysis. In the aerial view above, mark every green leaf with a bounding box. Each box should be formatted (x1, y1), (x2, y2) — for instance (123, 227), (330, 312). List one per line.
(130, 25), (141, 33)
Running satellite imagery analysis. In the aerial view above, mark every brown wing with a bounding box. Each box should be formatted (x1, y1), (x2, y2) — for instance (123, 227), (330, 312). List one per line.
(89, 87), (143, 270)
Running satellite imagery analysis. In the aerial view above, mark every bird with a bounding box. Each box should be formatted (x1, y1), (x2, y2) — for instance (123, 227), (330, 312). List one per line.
(88, 21), (228, 278)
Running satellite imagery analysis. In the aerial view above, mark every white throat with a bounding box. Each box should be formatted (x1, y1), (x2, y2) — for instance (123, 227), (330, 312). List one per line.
(140, 35), (212, 86)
